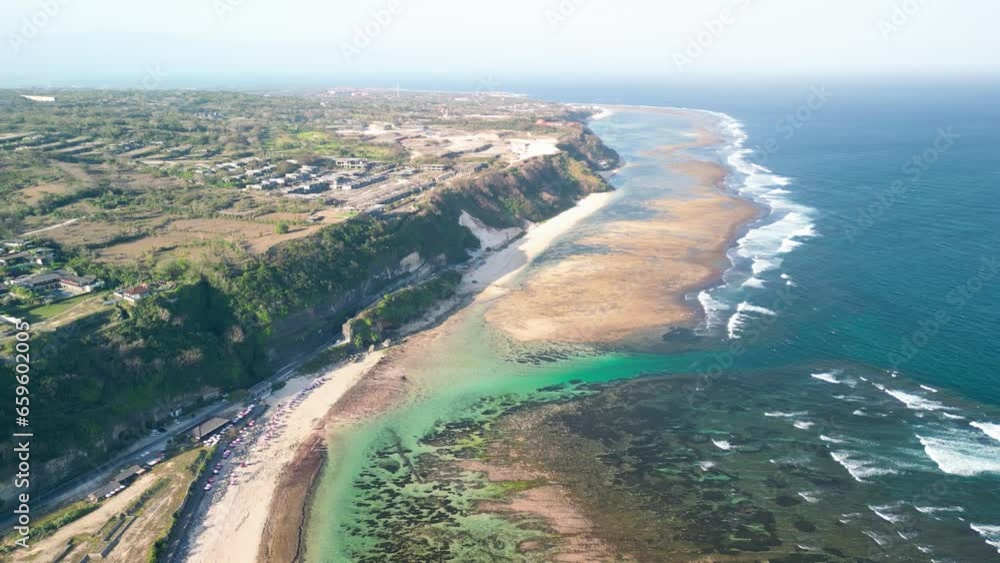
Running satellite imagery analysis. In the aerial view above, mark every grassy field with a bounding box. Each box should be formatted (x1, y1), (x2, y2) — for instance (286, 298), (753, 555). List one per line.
(13, 291), (110, 325)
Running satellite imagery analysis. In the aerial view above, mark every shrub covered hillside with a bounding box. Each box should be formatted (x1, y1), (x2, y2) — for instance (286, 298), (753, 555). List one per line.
(0, 130), (619, 495)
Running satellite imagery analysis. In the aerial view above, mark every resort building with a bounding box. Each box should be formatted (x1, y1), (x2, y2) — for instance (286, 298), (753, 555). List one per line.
(115, 283), (151, 303)
(9, 270), (104, 294)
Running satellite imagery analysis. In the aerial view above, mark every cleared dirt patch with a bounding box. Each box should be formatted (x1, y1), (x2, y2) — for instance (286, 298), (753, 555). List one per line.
(16, 182), (79, 205)
(10, 449), (204, 563)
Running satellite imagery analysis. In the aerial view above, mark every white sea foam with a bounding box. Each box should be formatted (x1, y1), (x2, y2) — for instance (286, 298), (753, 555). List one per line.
(915, 505), (965, 515)
(882, 388), (955, 412)
(862, 530), (890, 547)
(920, 385), (939, 393)
(798, 491), (821, 504)
(794, 421), (815, 430)
(696, 290), (730, 333)
(971, 524), (1000, 554)
(726, 302), (777, 339)
(699, 461), (717, 471)
(971, 422), (1000, 443)
(942, 412), (967, 420)
(820, 435), (848, 444)
(869, 503), (906, 524)
(811, 371), (843, 384)
(833, 394), (866, 403)
(694, 112), (817, 338)
(830, 451), (899, 483)
(765, 411), (808, 418)
(712, 439), (733, 451)
(735, 210), (817, 276)
(917, 432), (1000, 477)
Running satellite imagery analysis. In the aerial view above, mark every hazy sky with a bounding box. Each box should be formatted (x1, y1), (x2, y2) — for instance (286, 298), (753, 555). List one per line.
(2, 0), (998, 86)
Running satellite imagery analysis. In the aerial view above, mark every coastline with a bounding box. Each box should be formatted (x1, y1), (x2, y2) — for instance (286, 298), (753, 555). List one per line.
(185, 352), (384, 563)
(484, 111), (759, 345)
(247, 104), (763, 561)
(184, 166), (618, 563)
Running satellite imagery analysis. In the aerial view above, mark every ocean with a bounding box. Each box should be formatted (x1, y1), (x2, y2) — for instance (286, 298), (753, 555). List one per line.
(306, 78), (1000, 561)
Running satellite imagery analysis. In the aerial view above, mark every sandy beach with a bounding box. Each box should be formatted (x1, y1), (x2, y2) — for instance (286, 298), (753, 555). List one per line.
(485, 143), (758, 345)
(463, 190), (617, 298)
(237, 105), (756, 561)
(185, 352), (383, 563)
(184, 185), (616, 563)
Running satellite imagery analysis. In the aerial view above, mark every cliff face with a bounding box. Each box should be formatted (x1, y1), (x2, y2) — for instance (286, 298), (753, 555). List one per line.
(1, 128), (619, 502)
(557, 125), (623, 171)
(264, 252), (445, 368)
(262, 144), (615, 368)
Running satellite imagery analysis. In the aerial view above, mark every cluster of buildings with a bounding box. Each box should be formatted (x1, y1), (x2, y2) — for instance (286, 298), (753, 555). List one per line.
(195, 153), (458, 203)
(1, 239), (105, 302)
(88, 464), (149, 503)
(5, 269), (104, 295)
(0, 241), (53, 268)
(242, 158), (446, 199)
(114, 283), (152, 303)
(0, 240), (159, 322)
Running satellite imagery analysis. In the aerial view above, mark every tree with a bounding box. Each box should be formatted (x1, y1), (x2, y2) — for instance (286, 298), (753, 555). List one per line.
(275, 222), (290, 235)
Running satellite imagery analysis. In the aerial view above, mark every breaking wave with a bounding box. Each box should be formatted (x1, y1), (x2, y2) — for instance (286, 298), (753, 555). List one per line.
(690, 111), (817, 338)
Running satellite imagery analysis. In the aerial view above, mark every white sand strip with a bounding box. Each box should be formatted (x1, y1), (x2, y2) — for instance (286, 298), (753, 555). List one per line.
(186, 352), (383, 563)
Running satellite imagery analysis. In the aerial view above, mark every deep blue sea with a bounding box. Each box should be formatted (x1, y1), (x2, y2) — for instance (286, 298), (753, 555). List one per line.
(573, 78), (1000, 561)
(215, 75), (1000, 560)
(524, 77), (1000, 405)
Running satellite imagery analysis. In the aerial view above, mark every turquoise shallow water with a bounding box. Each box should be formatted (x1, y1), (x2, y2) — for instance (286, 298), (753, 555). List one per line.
(306, 84), (1000, 561)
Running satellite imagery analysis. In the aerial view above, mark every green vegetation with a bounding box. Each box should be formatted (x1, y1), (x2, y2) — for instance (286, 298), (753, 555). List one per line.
(0, 500), (99, 553)
(185, 448), (211, 476)
(300, 344), (357, 375)
(349, 271), (462, 348)
(0, 148), (611, 477)
(557, 126), (623, 170)
(268, 130), (408, 162)
(126, 477), (170, 515)
(0, 88), (619, 504)
(11, 290), (108, 323)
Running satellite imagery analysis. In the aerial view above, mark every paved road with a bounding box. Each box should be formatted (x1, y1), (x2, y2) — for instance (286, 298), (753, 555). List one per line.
(19, 218), (80, 237)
